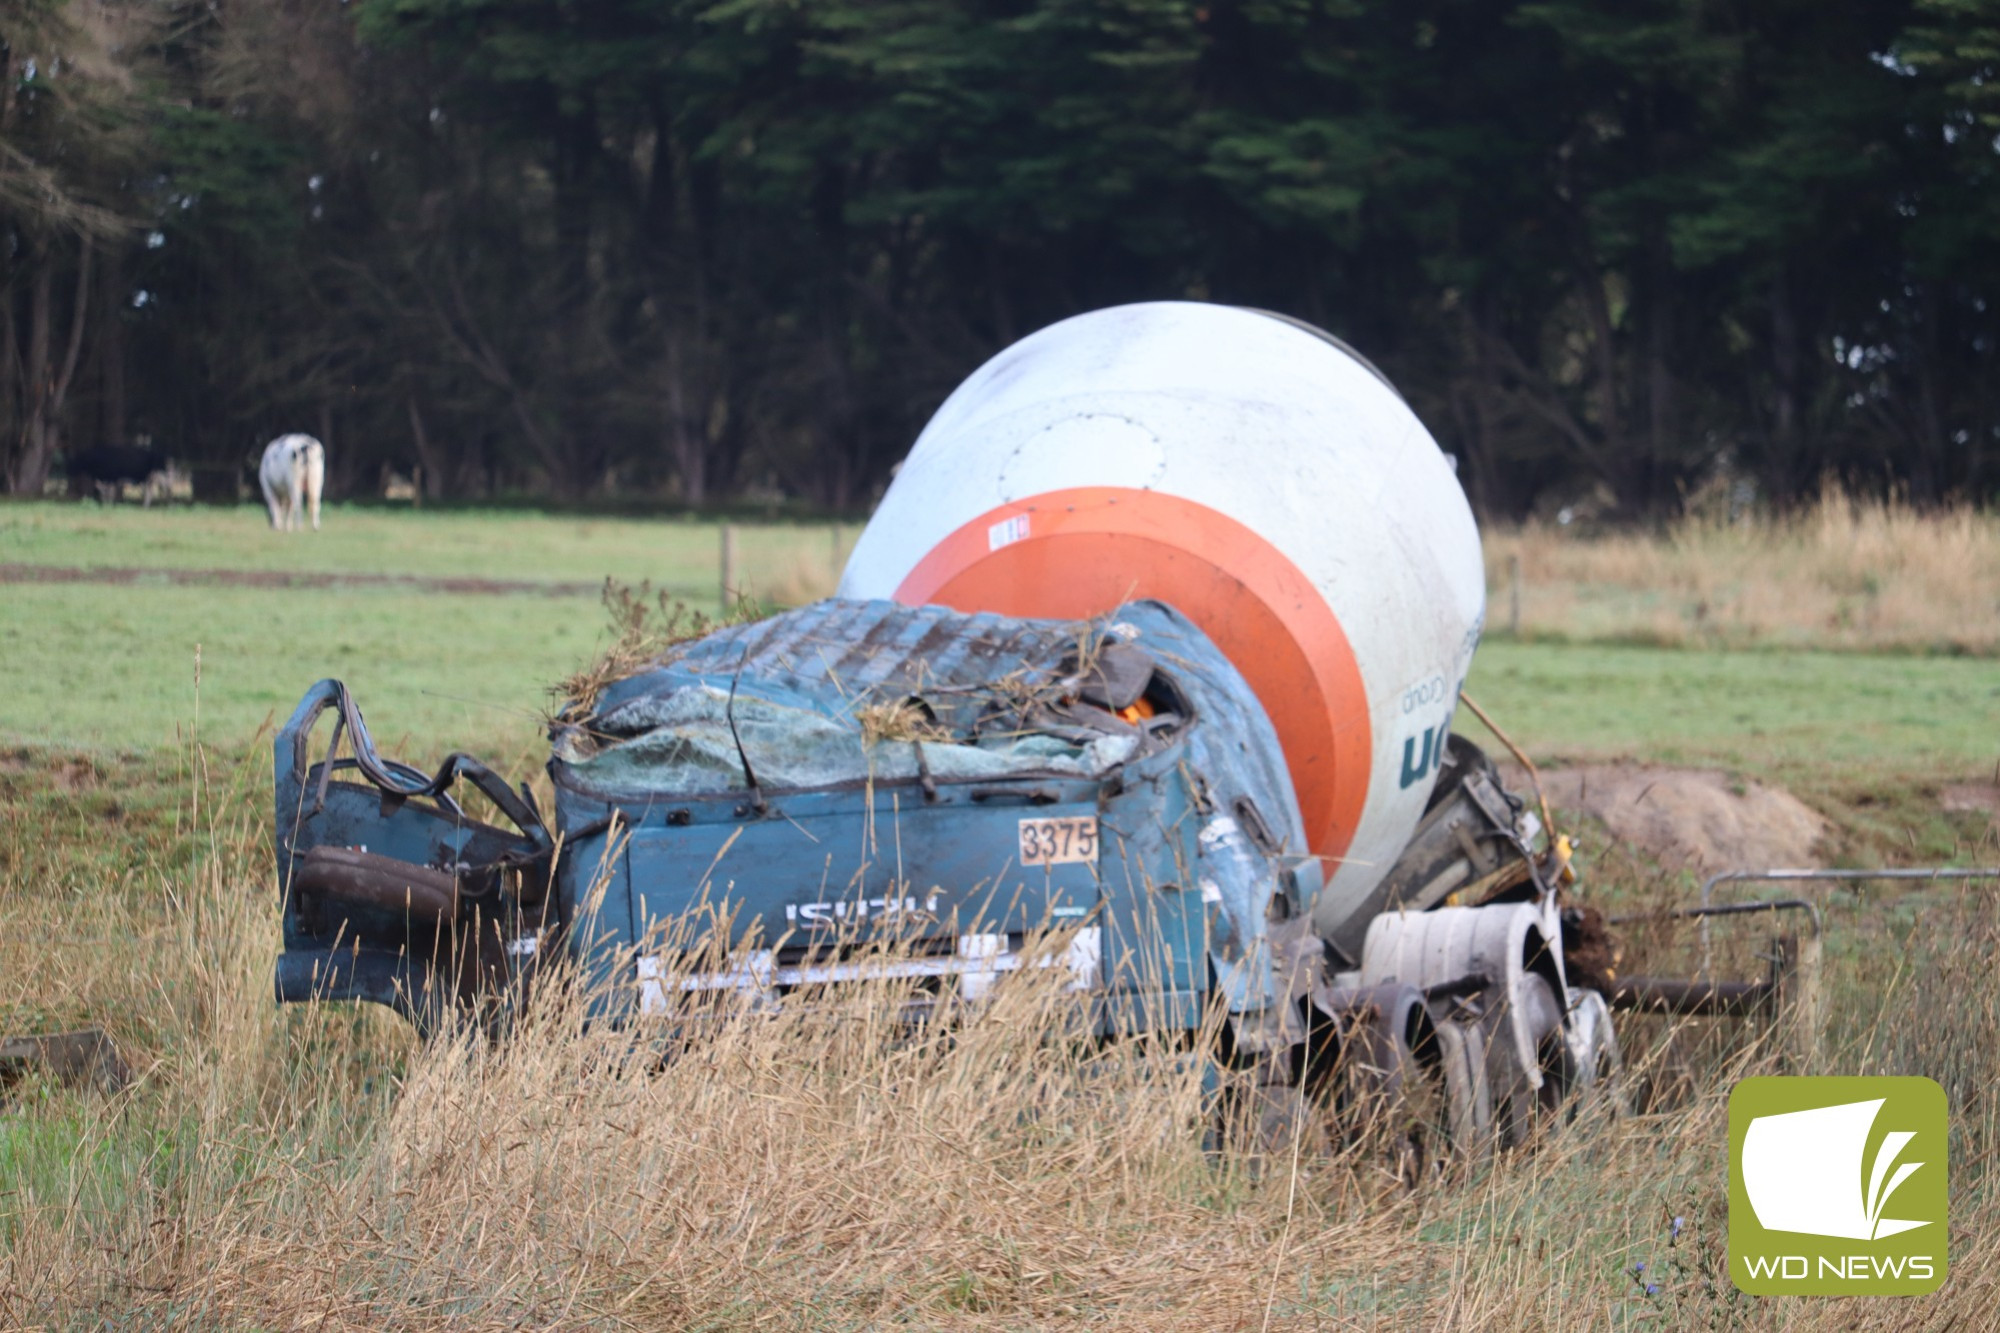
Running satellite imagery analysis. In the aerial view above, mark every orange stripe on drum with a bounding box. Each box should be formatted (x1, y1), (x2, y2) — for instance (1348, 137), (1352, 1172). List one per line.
(893, 486), (1371, 868)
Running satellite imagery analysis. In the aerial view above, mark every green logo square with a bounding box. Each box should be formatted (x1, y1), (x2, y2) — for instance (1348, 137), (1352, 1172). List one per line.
(1729, 1076), (1948, 1295)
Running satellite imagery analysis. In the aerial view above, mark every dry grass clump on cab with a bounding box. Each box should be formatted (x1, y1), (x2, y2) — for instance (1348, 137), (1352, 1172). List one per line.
(848, 617), (1123, 747)
(552, 579), (768, 721)
(851, 696), (955, 745)
(1487, 484), (2000, 654)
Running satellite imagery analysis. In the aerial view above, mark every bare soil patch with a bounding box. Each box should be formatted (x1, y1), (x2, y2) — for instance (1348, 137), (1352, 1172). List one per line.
(0, 562), (599, 597)
(1943, 783), (2000, 819)
(1506, 761), (1827, 872)
(0, 750), (99, 792)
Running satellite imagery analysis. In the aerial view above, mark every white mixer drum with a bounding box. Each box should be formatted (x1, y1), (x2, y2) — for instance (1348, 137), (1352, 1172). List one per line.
(838, 301), (1485, 931)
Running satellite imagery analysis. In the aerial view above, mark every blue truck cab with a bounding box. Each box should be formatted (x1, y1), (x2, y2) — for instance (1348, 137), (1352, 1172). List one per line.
(272, 599), (1323, 1045)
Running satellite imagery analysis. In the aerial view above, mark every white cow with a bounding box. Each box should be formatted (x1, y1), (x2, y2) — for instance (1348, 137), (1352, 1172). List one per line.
(259, 434), (326, 531)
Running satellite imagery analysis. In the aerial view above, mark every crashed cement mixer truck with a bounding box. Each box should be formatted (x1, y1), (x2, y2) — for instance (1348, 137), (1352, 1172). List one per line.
(270, 302), (1621, 1151)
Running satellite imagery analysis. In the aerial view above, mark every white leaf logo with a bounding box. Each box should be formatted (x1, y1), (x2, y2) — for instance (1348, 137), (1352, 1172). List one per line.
(1742, 1098), (1930, 1241)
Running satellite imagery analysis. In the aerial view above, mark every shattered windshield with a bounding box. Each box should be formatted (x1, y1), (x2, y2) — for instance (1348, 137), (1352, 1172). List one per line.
(549, 602), (1183, 800)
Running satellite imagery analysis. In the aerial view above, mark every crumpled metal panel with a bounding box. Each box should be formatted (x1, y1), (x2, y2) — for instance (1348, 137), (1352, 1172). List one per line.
(1107, 601), (1319, 1013)
(587, 599), (1083, 724)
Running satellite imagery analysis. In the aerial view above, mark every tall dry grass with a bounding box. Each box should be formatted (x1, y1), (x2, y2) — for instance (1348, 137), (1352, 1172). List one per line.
(3, 740), (1998, 1328)
(1486, 488), (2000, 654)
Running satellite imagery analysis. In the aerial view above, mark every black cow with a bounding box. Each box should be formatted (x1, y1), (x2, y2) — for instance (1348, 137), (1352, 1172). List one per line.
(64, 444), (173, 505)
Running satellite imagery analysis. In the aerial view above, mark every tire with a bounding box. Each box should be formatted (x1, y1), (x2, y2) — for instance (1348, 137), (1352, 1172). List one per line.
(1487, 971), (1570, 1147)
(1563, 985), (1624, 1121)
(1427, 1018), (1494, 1164)
(1303, 1002), (1494, 1178)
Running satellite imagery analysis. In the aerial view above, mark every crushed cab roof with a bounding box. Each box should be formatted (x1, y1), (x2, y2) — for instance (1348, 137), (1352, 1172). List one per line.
(548, 598), (1305, 856)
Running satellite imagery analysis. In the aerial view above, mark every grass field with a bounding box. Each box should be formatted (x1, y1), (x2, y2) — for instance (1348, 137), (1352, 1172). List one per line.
(0, 502), (856, 754)
(1, 498), (1997, 1327)
(0, 501), (857, 588)
(9, 584), (1999, 768)
(1, 582), (593, 756)
(1467, 641), (2000, 779)
(5, 502), (1996, 773)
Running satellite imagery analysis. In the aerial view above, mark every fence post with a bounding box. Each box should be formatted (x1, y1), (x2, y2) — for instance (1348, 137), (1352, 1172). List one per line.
(1507, 553), (1521, 636)
(721, 523), (738, 618)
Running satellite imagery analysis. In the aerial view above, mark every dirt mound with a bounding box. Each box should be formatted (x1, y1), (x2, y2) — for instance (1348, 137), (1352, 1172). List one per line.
(1505, 763), (1827, 873)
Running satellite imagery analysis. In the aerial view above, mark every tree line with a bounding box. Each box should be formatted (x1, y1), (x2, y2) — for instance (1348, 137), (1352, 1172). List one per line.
(4, 0), (1999, 516)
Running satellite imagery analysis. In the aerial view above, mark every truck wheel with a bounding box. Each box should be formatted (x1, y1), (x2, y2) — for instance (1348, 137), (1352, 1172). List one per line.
(1382, 1012), (1494, 1180)
(1564, 986), (1624, 1120)
(1487, 971), (1570, 1147)
(1422, 1017), (1493, 1166)
(1298, 997), (1493, 1176)
(1210, 1048), (1313, 1161)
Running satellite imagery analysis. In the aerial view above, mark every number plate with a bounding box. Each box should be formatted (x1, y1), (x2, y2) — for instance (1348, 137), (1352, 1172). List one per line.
(1018, 815), (1099, 867)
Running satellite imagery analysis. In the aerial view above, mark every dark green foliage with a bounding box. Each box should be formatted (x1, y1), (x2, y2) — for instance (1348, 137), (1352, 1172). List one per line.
(3, 0), (1997, 512)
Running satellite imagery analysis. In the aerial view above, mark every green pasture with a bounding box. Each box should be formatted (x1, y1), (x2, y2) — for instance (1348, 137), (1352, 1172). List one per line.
(1, 502), (1995, 790)
(0, 500), (853, 591)
(0, 582), (591, 758)
(0, 501), (850, 756)
(1464, 640), (2000, 781)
